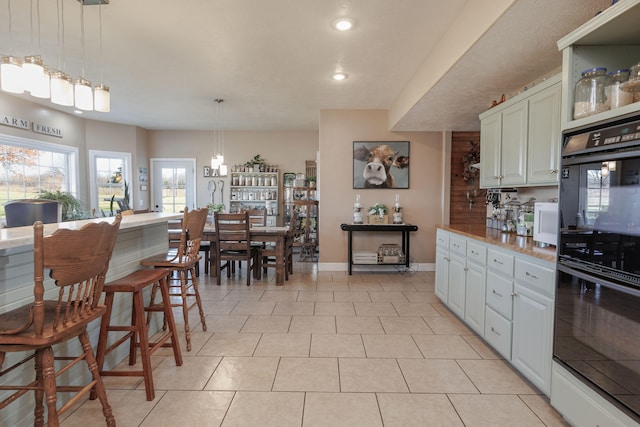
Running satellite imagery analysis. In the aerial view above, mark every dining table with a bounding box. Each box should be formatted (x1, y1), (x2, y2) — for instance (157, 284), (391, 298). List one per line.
(202, 224), (289, 286)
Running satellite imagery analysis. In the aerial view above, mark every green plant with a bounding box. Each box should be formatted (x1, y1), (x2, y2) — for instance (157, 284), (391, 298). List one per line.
(306, 176), (316, 182)
(368, 203), (388, 216)
(244, 154), (266, 168)
(207, 203), (225, 213)
(37, 190), (87, 220)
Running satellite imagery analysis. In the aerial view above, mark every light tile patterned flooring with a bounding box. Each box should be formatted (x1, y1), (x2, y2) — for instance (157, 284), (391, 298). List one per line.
(62, 260), (569, 427)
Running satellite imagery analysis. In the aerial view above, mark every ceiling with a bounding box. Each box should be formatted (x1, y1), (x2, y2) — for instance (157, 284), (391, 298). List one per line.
(2, 0), (613, 132)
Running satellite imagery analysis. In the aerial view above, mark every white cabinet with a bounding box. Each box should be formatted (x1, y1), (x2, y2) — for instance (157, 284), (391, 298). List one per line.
(557, 0), (640, 131)
(435, 246), (449, 303)
(479, 74), (561, 188)
(435, 229), (450, 302)
(512, 284), (553, 396)
(527, 83), (561, 185)
(447, 236), (467, 318)
(464, 241), (486, 335)
(512, 258), (555, 396)
(499, 102), (529, 186)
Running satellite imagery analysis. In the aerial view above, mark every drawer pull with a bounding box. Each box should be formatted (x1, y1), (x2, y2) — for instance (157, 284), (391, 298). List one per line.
(492, 289), (503, 298)
(525, 271), (539, 280)
(464, 267), (468, 272)
(490, 326), (501, 336)
(444, 257), (450, 262)
(493, 258), (503, 265)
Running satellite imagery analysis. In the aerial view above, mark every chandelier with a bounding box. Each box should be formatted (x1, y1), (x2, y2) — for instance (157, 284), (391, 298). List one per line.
(210, 98), (227, 176)
(0, 0), (111, 113)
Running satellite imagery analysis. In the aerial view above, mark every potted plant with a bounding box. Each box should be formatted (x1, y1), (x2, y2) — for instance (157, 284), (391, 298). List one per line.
(244, 154), (266, 172)
(37, 190), (87, 221)
(207, 203), (225, 222)
(368, 203), (389, 224)
(307, 176), (316, 188)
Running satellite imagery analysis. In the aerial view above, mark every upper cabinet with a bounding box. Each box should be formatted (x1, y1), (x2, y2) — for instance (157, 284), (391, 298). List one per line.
(557, 0), (640, 131)
(479, 74), (561, 188)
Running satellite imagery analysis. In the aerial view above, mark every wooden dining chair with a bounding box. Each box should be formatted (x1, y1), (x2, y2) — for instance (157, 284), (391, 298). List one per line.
(0, 215), (122, 426)
(260, 211), (298, 280)
(243, 208), (267, 227)
(140, 207), (208, 351)
(213, 212), (259, 286)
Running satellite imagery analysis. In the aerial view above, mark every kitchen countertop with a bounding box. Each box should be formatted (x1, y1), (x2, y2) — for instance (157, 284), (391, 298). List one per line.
(438, 224), (557, 263)
(0, 212), (181, 252)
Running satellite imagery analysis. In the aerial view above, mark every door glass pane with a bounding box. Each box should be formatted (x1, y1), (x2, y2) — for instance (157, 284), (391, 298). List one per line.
(161, 167), (186, 213)
(95, 157), (125, 215)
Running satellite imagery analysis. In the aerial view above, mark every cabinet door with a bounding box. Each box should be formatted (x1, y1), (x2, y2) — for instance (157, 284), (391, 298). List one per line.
(464, 262), (486, 336)
(512, 284), (554, 396)
(480, 112), (502, 188)
(500, 101), (529, 186)
(527, 83), (561, 185)
(435, 247), (449, 303)
(448, 254), (466, 318)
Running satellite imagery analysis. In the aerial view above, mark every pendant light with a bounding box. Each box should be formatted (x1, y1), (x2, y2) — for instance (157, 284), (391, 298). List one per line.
(210, 99), (227, 174)
(1, 0), (25, 94)
(93, 1), (110, 112)
(22, 1), (45, 94)
(51, 0), (74, 106)
(74, 0), (93, 111)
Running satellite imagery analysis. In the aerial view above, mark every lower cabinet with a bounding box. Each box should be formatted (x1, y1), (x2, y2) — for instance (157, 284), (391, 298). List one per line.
(434, 229), (555, 397)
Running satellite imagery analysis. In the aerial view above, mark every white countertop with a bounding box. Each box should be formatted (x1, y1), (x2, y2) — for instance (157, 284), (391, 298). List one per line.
(0, 212), (181, 251)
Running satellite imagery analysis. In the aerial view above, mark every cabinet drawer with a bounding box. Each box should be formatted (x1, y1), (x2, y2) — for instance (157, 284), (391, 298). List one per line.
(486, 270), (514, 319)
(467, 242), (487, 265)
(450, 236), (466, 256)
(487, 249), (514, 276)
(485, 306), (512, 360)
(436, 229), (449, 248)
(514, 258), (555, 297)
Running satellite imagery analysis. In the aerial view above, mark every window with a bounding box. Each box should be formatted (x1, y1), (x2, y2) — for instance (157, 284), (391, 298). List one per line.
(584, 166), (610, 226)
(89, 150), (132, 216)
(0, 134), (78, 219)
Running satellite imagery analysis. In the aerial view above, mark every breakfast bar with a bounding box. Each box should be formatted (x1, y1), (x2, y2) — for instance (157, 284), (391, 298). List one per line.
(0, 212), (180, 426)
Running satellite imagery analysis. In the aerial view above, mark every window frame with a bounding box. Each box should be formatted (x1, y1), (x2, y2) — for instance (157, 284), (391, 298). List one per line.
(88, 150), (133, 214)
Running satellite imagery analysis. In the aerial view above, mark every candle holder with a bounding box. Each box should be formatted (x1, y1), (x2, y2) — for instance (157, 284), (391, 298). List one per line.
(392, 194), (403, 224)
(353, 194), (363, 224)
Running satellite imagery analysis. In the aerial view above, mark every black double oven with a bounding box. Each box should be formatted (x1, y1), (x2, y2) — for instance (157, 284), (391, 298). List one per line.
(555, 113), (640, 423)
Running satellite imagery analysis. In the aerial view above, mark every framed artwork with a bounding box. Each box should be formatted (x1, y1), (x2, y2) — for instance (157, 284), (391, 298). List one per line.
(353, 141), (410, 189)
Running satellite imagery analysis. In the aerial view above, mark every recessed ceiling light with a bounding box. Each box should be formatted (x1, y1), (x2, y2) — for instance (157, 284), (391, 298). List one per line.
(332, 17), (354, 31)
(331, 72), (348, 81)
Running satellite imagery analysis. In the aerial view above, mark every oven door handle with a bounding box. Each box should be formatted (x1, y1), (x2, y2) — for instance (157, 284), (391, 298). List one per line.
(557, 263), (640, 298)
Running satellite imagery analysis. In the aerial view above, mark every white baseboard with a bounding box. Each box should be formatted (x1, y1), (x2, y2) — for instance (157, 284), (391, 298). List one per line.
(318, 263), (435, 272)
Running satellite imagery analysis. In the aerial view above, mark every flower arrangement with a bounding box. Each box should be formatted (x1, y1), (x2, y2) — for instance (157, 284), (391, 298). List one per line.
(462, 141), (480, 184)
(207, 203), (225, 213)
(368, 203), (388, 217)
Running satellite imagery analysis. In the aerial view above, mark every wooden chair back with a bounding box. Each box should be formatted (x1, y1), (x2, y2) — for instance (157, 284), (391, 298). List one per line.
(12, 215), (122, 337)
(214, 212), (251, 252)
(176, 207), (208, 264)
(243, 209), (267, 227)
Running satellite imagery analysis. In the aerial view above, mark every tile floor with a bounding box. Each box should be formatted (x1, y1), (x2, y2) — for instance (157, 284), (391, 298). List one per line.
(61, 259), (570, 427)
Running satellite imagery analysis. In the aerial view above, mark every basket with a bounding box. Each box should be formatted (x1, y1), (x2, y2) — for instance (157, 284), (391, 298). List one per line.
(353, 251), (378, 264)
(368, 214), (388, 225)
(377, 244), (405, 264)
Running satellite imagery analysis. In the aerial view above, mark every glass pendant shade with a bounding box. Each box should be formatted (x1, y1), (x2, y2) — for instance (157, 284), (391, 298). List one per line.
(50, 71), (74, 106)
(30, 68), (51, 99)
(219, 164), (228, 176)
(216, 154), (224, 165)
(74, 77), (93, 111)
(94, 84), (110, 112)
(1, 56), (25, 93)
(22, 55), (44, 93)
(211, 156), (221, 169)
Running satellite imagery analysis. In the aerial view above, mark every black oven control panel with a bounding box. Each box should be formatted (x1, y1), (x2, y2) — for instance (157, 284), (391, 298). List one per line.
(563, 117), (640, 156)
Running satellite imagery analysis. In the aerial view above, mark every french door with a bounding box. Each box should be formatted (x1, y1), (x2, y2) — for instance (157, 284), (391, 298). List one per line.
(150, 159), (196, 213)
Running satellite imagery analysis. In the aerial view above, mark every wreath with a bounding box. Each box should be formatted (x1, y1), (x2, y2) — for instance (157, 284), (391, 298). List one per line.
(462, 141), (480, 184)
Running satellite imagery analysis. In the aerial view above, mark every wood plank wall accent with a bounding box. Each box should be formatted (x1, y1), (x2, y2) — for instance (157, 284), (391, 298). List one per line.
(450, 131), (486, 225)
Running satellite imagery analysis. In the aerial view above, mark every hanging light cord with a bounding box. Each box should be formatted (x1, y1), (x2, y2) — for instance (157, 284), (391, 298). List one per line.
(80, 0), (86, 77)
(7, 0), (14, 55)
(99, 0), (104, 83)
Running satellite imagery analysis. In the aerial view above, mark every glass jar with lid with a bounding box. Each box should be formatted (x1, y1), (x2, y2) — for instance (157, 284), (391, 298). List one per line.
(605, 69), (633, 109)
(574, 67), (610, 119)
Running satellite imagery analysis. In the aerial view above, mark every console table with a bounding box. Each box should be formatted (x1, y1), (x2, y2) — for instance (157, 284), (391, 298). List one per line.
(340, 223), (419, 274)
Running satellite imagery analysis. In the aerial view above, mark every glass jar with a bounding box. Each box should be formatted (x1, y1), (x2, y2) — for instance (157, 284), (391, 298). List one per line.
(605, 69), (632, 109)
(574, 67), (609, 119)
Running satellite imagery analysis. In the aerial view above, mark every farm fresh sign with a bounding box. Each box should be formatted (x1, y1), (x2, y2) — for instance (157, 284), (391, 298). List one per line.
(1, 113), (63, 138)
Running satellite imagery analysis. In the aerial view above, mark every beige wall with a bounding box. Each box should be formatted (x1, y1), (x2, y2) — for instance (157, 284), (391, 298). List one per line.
(148, 130), (319, 210)
(318, 109), (445, 269)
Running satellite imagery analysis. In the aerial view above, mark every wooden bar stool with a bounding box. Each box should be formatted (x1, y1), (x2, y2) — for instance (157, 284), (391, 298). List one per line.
(95, 268), (183, 401)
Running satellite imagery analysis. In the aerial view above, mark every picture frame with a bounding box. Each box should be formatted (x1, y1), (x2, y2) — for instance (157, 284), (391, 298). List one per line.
(203, 166), (211, 177)
(353, 141), (410, 189)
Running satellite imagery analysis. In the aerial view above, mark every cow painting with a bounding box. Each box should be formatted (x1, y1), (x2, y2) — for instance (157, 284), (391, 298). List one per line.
(353, 141), (410, 189)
